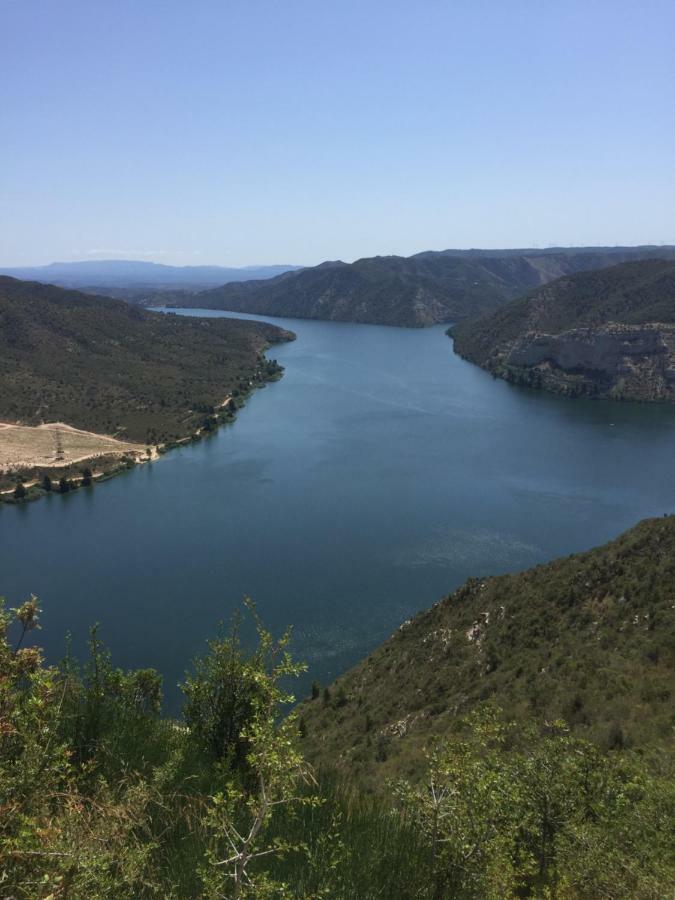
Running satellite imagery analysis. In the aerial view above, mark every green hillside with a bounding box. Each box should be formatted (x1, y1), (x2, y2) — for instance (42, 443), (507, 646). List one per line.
(0, 276), (293, 446)
(452, 259), (675, 402)
(3, 520), (674, 898)
(299, 516), (675, 787)
(162, 246), (675, 327)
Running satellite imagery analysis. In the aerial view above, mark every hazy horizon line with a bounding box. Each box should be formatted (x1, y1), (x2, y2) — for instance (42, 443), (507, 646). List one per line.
(3, 241), (675, 271)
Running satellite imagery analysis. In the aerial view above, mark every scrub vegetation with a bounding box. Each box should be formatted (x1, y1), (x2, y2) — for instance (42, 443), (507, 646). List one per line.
(2, 517), (674, 898)
(451, 259), (675, 402)
(300, 515), (675, 786)
(162, 246), (675, 327)
(0, 276), (293, 446)
(0, 277), (293, 499)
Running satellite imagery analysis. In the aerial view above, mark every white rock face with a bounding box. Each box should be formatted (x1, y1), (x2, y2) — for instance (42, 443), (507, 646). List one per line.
(496, 323), (675, 401)
(507, 325), (667, 373)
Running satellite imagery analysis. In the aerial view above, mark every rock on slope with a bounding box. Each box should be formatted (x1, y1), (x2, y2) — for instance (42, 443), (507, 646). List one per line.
(452, 259), (675, 402)
(299, 516), (675, 787)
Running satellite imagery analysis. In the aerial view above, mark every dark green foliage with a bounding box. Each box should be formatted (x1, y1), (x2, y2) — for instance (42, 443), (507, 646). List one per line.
(59, 625), (164, 771)
(0, 276), (293, 447)
(41, 474), (52, 491)
(300, 516), (675, 787)
(261, 776), (437, 899)
(392, 709), (675, 899)
(181, 620), (267, 768)
(1, 592), (673, 898)
(164, 247), (675, 327)
(12, 481), (26, 500)
(452, 259), (675, 400)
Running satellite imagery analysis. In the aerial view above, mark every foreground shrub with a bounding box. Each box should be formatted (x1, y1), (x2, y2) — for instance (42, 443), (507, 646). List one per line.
(0, 595), (672, 898)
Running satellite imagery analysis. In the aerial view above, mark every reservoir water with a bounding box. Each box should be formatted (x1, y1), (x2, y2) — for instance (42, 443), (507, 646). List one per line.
(2, 310), (675, 705)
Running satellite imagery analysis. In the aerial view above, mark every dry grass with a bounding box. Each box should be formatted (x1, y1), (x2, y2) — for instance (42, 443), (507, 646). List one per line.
(0, 421), (147, 475)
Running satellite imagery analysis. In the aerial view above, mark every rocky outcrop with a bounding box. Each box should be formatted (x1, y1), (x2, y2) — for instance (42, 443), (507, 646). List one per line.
(490, 323), (675, 401)
(451, 260), (675, 403)
(297, 516), (675, 786)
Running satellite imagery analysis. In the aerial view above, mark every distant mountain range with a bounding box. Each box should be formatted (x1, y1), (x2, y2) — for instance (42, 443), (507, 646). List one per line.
(451, 259), (675, 403)
(159, 246), (675, 327)
(0, 259), (300, 292)
(5, 248), (675, 329)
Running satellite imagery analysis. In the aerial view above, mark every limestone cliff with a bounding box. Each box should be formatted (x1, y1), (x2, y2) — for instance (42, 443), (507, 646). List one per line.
(496, 323), (675, 401)
(452, 259), (675, 402)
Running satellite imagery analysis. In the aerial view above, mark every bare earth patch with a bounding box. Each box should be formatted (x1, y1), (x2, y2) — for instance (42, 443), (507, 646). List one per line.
(0, 421), (149, 475)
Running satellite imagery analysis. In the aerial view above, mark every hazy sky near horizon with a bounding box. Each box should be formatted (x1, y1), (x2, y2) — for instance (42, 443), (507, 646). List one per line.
(2, 0), (674, 267)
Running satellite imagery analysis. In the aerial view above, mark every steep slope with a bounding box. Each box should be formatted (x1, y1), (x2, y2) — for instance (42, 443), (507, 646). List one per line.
(452, 259), (675, 402)
(0, 276), (293, 449)
(299, 516), (675, 786)
(188, 256), (521, 326)
(168, 246), (675, 327)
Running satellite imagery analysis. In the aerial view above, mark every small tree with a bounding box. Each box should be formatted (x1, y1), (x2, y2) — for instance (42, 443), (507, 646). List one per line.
(0, 598), (160, 897)
(196, 601), (317, 898)
(394, 709), (522, 897)
(183, 613), (266, 768)
(13, 482), (27, 500)
(42, 474), (53, 492)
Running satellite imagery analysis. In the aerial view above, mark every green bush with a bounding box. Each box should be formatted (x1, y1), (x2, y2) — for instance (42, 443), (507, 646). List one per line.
(1, 595), (672, 898)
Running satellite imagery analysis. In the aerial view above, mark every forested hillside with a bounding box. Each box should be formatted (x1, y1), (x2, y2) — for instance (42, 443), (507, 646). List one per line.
(164, 246), (675, 327)
(3, 523), (674, 898)
(452, 259), (675, 402)
(300, 515), (675, 785)
(0, 276), (293, 446)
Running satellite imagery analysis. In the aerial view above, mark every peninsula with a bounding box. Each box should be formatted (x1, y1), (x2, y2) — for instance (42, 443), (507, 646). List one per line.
(0, 277), (294, 500)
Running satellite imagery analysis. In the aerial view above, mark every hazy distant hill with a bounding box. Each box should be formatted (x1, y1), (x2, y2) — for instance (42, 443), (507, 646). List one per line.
(166, 246), (675, 327)
(0, 259), (300, 292)
(300, 515), (675, 786)
(0, 276), (293, 446)
(452, 259), (675, 402)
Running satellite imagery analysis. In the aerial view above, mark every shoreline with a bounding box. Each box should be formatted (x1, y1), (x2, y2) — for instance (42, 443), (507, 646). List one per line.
(0, 367), (285, 508)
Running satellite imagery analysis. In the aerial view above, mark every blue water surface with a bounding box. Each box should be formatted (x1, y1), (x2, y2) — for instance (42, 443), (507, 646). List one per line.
(2, 309), (674, 705)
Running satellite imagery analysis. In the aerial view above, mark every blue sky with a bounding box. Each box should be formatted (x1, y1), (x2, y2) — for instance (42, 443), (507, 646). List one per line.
(2, 0), (674, 266)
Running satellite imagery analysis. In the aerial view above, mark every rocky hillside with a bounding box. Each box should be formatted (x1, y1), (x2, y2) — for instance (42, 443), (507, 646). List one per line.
(299, 516), (675, 786)
(452, 259), (675, 402)
(0, 276), (293, 446)
(165, 246), (675, 327)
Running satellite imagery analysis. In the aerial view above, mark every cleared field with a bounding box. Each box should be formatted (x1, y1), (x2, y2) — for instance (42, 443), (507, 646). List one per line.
(0, 421), (147, 475)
